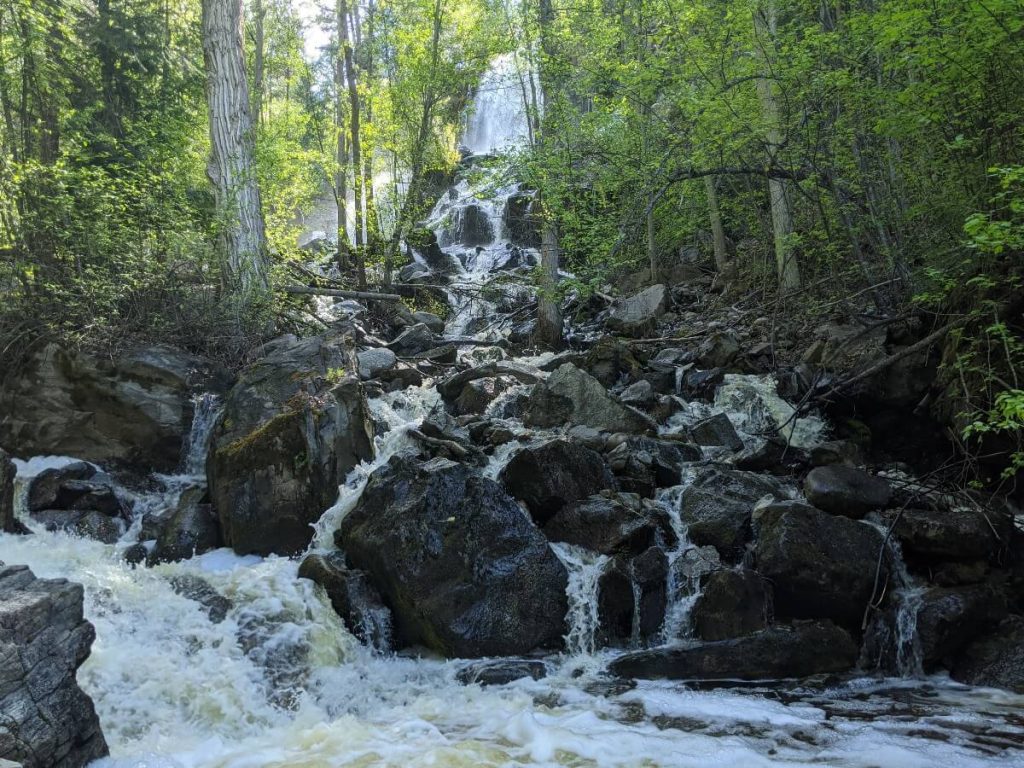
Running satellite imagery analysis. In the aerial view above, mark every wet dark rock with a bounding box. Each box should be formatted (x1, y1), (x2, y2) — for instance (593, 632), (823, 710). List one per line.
(298, 553), (393, 650)
(952, 616), (1024, 693)
(339, 456), (568, 657)
(412, 311), (446, 334)
(0, 343), (222, 472)
(380, 366), (425, 390)
(148, 486), (221, 564)
(599, 546), (669, 645)
(753, 502), (885, 630)
(597, 558), (634, 643)
(168, 574), (232, 624)
(606, 284), (668, 337)
(885, 507), (1010, 563)
(27, 462), (98, 512)
(122, 543), (147, 567)
(678, 466), (792, 561)
(357, 348), (398, 380)
(388, 323), (437, 356)
(632, 546), (670, 638)
(689, 413), (744, 451)
(609, 620), (857, 681)
(543, 491), (659, 555)
(691, 569), (770, 641)
(803, 465), (891, 519)
(407, 227), (459, 273)
(416, 344), (458, 365)
(605, 437), (701, 496)
(1, 450), (19, 533)
(29, 509), (124, 544)
(0, 565), (108, 767)
(457, 659), (548, 686)
(809, 440), (864, 467)
(732, 437), (791, 472)
(681, 368), (725, 400)
(452, 378), (510, 416)
(916, 584), (1007, 668)
(211, 377), (373, 556)
(452, 204), (494, 246)
(500, 439), (616, 524)
(503, 192), (541, 249)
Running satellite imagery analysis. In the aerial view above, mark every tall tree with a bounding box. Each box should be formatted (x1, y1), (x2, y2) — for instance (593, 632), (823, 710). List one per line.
(338, 0), (365, 286)
(202, 0), (268, 299)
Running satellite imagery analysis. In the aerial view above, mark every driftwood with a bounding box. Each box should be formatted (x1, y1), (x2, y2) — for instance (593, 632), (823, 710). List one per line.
(279, 285), (404, 302)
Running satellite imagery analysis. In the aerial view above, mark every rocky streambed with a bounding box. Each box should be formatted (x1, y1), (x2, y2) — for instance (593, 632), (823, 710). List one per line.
(2, 140), (1024, 767)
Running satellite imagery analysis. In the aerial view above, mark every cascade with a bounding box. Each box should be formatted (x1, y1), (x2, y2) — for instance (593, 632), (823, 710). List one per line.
(550, 542), (609, 656)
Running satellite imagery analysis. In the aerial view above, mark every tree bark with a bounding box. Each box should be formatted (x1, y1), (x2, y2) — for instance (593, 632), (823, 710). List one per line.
(202, 0), (268, 299)
(251, 0), (265, 123)
(753, 0), (800, 292)
(338, 0), (365, 288)
(705, 175), (730, 276)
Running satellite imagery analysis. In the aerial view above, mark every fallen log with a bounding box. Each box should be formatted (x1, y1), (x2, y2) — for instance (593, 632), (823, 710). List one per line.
(279, 285), (404, 302)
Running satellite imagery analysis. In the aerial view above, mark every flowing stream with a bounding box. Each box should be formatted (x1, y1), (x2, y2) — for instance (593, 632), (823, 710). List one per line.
(2, 56), (1024, 768)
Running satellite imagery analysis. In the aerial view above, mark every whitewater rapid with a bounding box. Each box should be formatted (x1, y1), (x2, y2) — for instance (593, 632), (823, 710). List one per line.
(2, 386), (1024, 768)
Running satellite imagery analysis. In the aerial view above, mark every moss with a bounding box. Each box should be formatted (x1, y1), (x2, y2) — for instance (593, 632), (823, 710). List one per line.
(215, 409), (308, 474)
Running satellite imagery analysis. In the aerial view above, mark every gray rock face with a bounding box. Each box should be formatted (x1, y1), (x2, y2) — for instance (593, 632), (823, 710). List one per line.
(0, 343), (219, 471)
(691, 569), (771, 641)
(678, 466), (792, 561)
(606, 284), (668, 337)
(210, 344), (374, 556)
(0, 565), (108, 767)
(339, 457), (568, 657)
(1, 450), (17, 533)
(356, 348), (398, 380)
(754, 503), (885, 630)
(609, 621), (857, 681)
(952, 616), (1024, 693)
(803, 465), (891, 518)
(298, 553), (393, 650)
(500, 439), (616, 524)
(605, 437), (701, 495)
(388, 323), (437, 356)
(525, 364), (656, 434)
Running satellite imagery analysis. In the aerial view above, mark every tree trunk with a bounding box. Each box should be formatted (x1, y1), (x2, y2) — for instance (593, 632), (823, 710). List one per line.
(251, 0), (265, 123)
(753, 0), (800, 292)
(202, 0), (268, 299)
(646, 201), (657, 282)
(334, 17), (349, 269)
(705, 175), (730, 276)
(338, 0), (365, 287)
(534, 0), (564, 348)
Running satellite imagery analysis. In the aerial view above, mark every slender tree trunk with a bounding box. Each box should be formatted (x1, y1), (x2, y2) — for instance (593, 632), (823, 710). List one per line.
(753, 0), (800, 292)
(534, 0), (564, 348)
(339, 0), (365, 288)
(646, 203), (658, 282)
(251, 0), (265, 123)
(363, 0), (380, 269)
(705, 175), (731, 276)
(202, 0), (268, 299)
(334, 21), (349, 269)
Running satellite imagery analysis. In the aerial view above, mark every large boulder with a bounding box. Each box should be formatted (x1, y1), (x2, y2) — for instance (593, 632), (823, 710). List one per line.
(388, 323), (437, 356)
(952, 616), (1024, 693)
(26, 462), (101, 512)
(543, 492), (661, 555)
(0, 343), (221, 471)
(0, 565), (108, 767)
(356, 348), (398, 380)
(690, 569), (771, 641)
(915, 585), (1007, 668)
(886, 507), (1011, 563)
(677, 466), (793, 560)
(753, 502), (885, 630)
(503, 192), (541, 249)
(209, 330), (373, 556)
(606, 284), (668, 337)
(803, 465), (892, 518)
(525, 364), (656, 434)
(338, 456), (568, 657)
(578, 338), (642, 388)
(598, 546), (668, 645)
(609, 621), (857, 681)
(211, 375), (373, 556)
(499, 439), (615, 524)
(1, 449), (19, 533)
(437, 361), (542, 402)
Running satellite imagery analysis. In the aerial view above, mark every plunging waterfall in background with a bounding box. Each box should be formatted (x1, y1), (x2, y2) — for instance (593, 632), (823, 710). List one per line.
(463, 52), (538, 155)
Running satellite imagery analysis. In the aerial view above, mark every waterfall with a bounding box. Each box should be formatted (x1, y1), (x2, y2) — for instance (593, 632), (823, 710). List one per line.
(550, 542), (609, 656)
(183, 393), (223, 478)
(463, 52), (536, 155)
